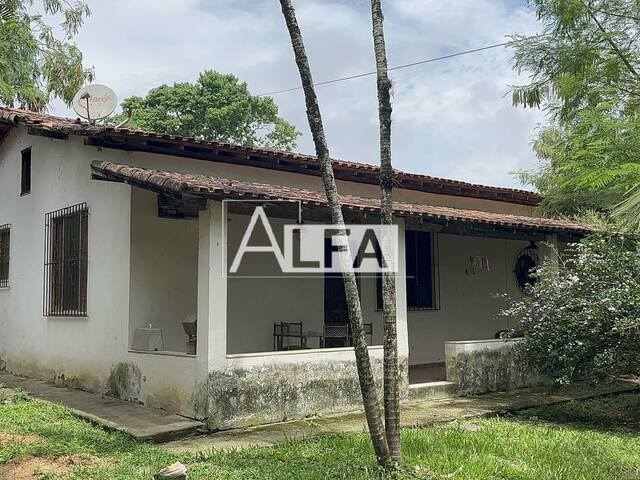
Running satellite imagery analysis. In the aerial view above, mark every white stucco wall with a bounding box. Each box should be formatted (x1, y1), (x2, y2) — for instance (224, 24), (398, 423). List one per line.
(0, 131), (208, 416)
(225, 212), (326, 354)
(0, 130), (132, 390)
(406, 234), (528, 365)
(221, 213), (527, 363)
(113, 147), (535, 363)
(129, 188), (198, 353)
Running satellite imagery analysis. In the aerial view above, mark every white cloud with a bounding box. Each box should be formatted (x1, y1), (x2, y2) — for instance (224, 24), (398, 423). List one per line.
(50, 0), (544, 189)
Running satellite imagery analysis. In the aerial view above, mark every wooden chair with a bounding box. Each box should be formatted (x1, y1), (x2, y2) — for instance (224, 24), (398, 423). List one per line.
(323, 325), (349, 348)
(273, 322), (303, 351)
(273, 322), (283, 351)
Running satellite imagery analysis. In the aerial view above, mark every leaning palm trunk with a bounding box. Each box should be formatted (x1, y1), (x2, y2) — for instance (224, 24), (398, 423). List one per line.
(371, 0), (401, 464)
(278, 0), (392, 467)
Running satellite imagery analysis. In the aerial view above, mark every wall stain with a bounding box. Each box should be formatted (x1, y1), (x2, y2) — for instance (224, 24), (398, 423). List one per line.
(204, 356), (408, 430)
(106, 363), (142, 403)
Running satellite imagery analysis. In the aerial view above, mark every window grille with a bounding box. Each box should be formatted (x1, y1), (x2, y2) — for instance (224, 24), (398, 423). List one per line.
(0, 225), (10, 288)
(377, 230), (440, 311)
(43, 203), (88, 316)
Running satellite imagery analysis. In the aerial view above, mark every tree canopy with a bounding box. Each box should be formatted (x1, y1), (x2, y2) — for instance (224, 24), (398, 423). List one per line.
(0, 0), (91, 111)
(510, 0), (640, 223)
(109, 71), (301, 151)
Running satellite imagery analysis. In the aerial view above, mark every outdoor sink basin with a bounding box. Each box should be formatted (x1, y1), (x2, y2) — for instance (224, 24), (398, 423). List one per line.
(132, 327), (164, 351)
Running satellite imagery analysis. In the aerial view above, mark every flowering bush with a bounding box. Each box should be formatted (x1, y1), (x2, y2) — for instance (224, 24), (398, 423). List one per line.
(500, 234), (640, 384)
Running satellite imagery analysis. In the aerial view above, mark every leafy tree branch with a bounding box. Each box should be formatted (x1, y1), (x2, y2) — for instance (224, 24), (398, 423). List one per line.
(0, 0), (91, 110)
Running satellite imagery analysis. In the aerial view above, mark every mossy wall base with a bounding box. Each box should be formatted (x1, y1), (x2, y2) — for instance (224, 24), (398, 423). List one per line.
(203, 352), (408, 430)
(445, 339), (547, 395)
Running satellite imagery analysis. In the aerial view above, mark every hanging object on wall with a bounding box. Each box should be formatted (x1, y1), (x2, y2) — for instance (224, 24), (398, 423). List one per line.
(514, 241), (540, 292)
(468, 255), (490, 274)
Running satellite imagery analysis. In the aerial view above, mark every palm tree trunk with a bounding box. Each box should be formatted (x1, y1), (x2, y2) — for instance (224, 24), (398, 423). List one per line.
(371, 0), (401, 464)
(278, 0), (392, 467)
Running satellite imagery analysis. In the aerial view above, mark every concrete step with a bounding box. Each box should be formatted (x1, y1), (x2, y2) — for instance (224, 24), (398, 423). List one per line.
(408, 380), (458, 401)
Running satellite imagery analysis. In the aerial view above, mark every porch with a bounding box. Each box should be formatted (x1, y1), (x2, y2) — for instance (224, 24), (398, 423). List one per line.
(124, 188), (536, 366)
(90, 161), (585, 427)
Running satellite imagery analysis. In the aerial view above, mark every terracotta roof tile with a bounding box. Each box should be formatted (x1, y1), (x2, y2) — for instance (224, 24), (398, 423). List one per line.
(1, 107), (543, 206)
(91, 161), (591, 235)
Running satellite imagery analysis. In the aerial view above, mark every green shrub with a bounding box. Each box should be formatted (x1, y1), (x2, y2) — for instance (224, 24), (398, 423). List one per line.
(500, 233), (640, 383)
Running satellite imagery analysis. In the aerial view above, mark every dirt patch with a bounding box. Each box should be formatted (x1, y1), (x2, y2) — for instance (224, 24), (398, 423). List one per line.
(0, 454), (110, 479)
(0, 457), (69, 479)
(0, 431), (44, 445)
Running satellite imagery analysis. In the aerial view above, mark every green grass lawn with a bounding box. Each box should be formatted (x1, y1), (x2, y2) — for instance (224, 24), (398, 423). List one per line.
(0, 388), (639, 479)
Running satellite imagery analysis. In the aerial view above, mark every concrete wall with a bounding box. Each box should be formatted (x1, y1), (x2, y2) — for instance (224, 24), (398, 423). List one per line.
(207, 347), (401, 429)
(197, 202), (410, 428)
(224, 212), (394, 354)
(223, 215), (529, 362)
(445, 339), (546, 394)
(225, 213), (325, 354)
(0, 131), (208, 418)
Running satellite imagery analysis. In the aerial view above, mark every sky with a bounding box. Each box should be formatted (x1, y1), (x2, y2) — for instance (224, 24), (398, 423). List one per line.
(50, 0), (546, 189)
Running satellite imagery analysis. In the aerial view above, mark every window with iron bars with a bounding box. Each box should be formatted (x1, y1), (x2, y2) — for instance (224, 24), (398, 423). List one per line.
(0, 225), (10, 288)
(376, 230), (440, 311)
(44, 203), (88, 316)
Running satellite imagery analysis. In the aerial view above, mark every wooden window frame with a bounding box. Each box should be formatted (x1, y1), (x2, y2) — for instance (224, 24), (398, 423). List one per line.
(0, 225), (10, 288)
(43, 203), (89, 317)
(20, 147), (31, 196)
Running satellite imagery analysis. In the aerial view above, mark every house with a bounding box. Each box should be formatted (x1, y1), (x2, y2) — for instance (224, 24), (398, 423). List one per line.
(0, 107), (589, 429)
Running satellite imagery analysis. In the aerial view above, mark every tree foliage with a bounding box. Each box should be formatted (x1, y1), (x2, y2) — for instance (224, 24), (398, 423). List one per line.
(0, 0), (91, 111)
(109, 71), (301, 151)
(516, 105), (640, 215)
(510, 0), (640, 221)
(500, 234), (640, 384)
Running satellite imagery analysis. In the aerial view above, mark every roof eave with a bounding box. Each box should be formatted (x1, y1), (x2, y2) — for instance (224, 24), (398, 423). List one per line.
(90, 161), (591, 237)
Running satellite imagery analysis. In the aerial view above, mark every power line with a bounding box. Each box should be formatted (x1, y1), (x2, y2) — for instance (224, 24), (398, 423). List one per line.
(257, 41), (510, 96)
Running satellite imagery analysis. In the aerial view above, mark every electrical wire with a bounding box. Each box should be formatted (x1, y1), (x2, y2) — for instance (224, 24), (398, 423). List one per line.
(257, 41), (510, 96)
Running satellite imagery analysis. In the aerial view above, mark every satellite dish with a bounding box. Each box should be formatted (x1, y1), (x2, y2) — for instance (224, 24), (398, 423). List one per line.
(72, 84), (117, 122)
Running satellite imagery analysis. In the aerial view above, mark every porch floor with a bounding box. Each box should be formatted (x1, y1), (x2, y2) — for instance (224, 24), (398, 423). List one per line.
(408, 363), (446, 384)
(0, 371), (204, 443)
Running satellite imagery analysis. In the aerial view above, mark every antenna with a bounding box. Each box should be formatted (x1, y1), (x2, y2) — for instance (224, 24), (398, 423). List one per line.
(72, 84), (117, 124)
